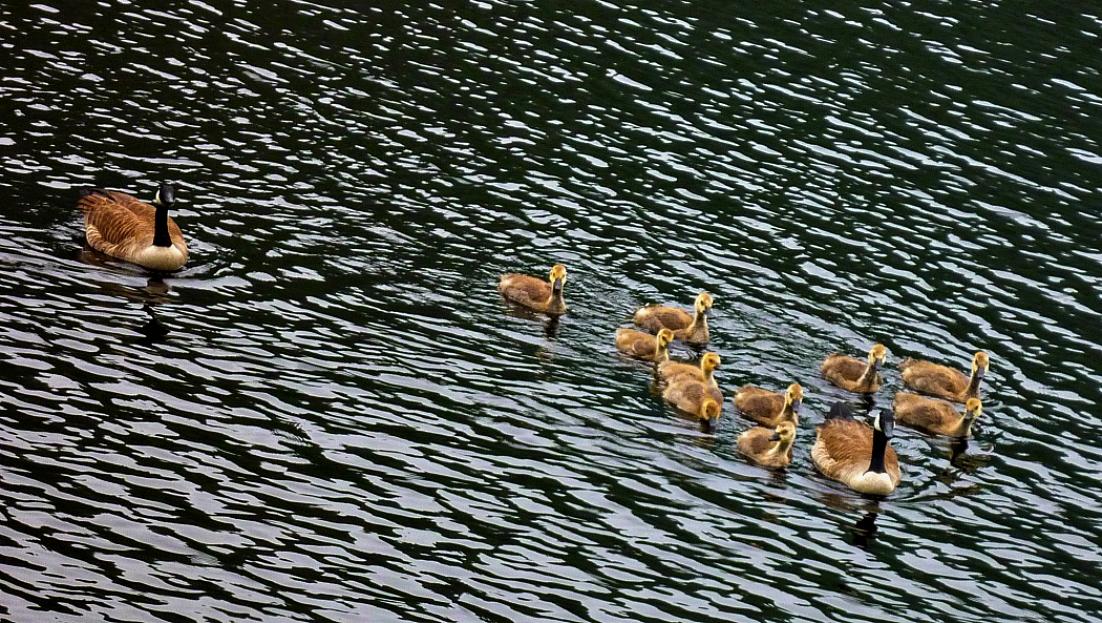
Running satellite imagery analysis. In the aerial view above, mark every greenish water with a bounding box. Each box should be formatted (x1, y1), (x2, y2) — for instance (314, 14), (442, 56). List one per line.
(1, 2), (1100, 622)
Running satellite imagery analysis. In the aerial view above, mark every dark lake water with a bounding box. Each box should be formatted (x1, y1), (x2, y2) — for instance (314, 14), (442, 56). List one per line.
(2, 2), (1101, 622)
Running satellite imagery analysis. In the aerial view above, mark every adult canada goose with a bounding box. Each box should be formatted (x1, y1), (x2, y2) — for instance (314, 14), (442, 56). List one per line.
(78, 183), (188, 271)
(498, 264), (568, 314)
(734, 382), (802, 427)
(821, 344), (888, 393)
(900, 351), (989, 403)
(738, 421), (796, 468)
(633, 291), (713, 345)
(894, 393), (983, 437)
(615, 328), (674, 362)
(657, 352), (720, 385)
(812, 402), (901, 495)
(663, 376), (724, 422)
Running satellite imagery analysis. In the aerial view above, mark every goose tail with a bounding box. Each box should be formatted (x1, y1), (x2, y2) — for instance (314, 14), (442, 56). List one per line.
(825, 401), (855, 421)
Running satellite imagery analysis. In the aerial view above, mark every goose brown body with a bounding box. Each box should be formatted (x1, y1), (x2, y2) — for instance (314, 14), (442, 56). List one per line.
(812, 409), (901, 495)
(734, 383), (802, 427)
(894, 393), (982, 437)
(900, 352), (989, 402)
(657, 352), (720, 385)
(821, 344), (888, 393)
(616, 328), (674, 362)
(633, 292), (713, 345)
(498, 264), (568, 314)
(738, 421), (796, 468)
(78, 186), (188, 271)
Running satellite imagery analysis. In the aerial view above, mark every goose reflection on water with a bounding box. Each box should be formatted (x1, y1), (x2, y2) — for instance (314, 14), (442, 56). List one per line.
(78, 253), (177, 344)
(820, 492), (885, 549)
(501, 301), (563, 340)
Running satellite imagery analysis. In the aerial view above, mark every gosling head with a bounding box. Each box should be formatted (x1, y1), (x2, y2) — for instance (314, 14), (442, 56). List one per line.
(656, 328), (674, 350)
(769, 421), (797, 447)
(548, 264), (568, 292)
(868, 343), (888, 371)
(694, 291), (714, 315)
(152, 183), (175, 209)
(699, 399), (721, 432)
(701, 352), (721, 374)
(871, 408), (895, 439)
(964, 398), (983, 421)
(972, 351), (990, 379)
(784, 383), (804, 415)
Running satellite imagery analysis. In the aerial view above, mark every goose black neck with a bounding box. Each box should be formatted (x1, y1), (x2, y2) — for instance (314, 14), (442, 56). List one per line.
(152, 204), (172, 247)
(867, 429), (889, 474)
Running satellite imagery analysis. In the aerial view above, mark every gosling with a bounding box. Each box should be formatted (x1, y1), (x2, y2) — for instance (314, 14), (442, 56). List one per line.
(738, 421), (797, 468)
(734, 382), (802, 427)
(821, 344), (888, 394)
(900, 351), (989, 403)
(894, 393), (983, 437)
(615, 328), (674, 362)
(498, 264), (568, 314)
(633, 291), (713, 345)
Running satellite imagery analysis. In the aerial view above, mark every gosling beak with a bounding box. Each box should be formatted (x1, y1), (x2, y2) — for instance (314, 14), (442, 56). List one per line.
(791, 398), (802, 414)
(700, 418), (717, 434)
(769, 432), (781, 442)
(873, 359), (883, 372)
(975, 367), (986, 380)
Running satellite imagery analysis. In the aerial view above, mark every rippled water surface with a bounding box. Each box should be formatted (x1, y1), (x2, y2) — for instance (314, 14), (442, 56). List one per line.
(2, 2), (1101, 621)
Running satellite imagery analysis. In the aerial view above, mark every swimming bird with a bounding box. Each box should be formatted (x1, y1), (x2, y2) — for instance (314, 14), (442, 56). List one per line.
(738, 421), (797, 468)
(633, 291), (713, 345)
(77, 183), (188, 271)
(734, 382), (802, 427)
(691, 399), (722, 432)
(657, 352), (720, 385)
(821, 344), (888, 393)
(812, 402), (901, 495)
(615, 328), (674, 362)
(900, 351), (989, 403)
(894, 393), (982, 437)
(498, 264), (568, 314)
(663, 376), (724, 422)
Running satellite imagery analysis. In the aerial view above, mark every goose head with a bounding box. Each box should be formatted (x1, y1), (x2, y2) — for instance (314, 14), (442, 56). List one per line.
(699, 399), (721, 432)
(700, 352), (721, 374)
(868, 343), (888, 371)
(151, 183), (175, 209)
(871, 408), (895, 439)
(694, 291), (714, 316)
(965, 398), (983, 421)
(655, 328), (674, 356)
(548, 264), (568, 293)
(770, 421), (797, 448)
(784, 383), (803, 416)
(972, 351), (989, 380)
